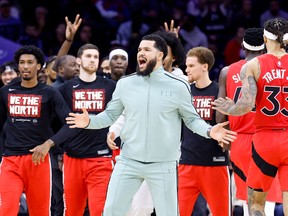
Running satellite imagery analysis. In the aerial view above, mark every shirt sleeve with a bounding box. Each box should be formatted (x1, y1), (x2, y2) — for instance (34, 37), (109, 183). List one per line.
(49, 89), (81, 145)
(109, 112), (126, 138)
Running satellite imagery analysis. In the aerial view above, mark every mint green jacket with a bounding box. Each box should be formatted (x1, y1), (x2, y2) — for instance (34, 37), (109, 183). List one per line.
(87, 67), (211, 162)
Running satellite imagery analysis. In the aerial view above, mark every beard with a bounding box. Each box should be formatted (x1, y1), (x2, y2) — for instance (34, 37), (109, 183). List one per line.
(136, 58), (157, 77)
(112, 68), (125, 78)
(22, 76), (32, 81)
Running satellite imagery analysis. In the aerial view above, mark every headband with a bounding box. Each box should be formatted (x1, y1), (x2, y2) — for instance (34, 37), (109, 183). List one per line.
(264, 29), (288, 42)
(264, 29), (277, 40)
(109, 49), (128, 62)
(243, 40), (265, 51)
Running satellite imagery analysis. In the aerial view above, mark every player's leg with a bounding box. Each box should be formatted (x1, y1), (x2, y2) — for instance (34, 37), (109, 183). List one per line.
(146, 161), (178, 216)
(178, 164), (201, 216)
(86, 157), (114, 215)
(0, 156), (24, 216)
(247, 130), (281, 215)
(126, 180), (154, 216)
(247, 188), (267, 215)
(24, 155), (51, 216)
(103, 156), (143, 216)
(200, 166), (231, 216)
(63, 155), (88, 216)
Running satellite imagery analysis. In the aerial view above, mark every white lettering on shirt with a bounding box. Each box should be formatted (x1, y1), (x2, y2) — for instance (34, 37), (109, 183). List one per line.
(8, 94), (42, 117)
(262, 69), (286, 83)
(73, 89), (105, 112)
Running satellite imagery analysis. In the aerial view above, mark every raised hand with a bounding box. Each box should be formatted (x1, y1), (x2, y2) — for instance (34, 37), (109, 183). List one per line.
(164, 19), (180, 38)
(65, 14), (82, 41)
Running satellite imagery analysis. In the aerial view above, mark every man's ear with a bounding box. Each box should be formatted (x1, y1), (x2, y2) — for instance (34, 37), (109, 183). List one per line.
(58, 66), (64, 76)
(263, 35), (267, 44)
(158, 52), (164, 61)
(203, 63), (209, 72)
(76, 57), (81, 65)
(37, 64), (41, 71)
(172, 56), (176, 63)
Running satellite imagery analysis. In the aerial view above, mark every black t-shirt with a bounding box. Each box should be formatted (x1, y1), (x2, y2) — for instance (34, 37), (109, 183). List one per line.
(180, 81), (229, 166)
(0, 81), (71, 155)
(58, 76), (116, 158)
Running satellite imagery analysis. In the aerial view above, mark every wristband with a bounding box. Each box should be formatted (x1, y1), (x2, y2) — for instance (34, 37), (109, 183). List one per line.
(207, 126), (212, 138)
(65, 38), (73, 42)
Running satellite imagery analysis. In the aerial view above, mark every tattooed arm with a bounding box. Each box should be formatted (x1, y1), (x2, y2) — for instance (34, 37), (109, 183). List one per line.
(212, 58), (259, 116)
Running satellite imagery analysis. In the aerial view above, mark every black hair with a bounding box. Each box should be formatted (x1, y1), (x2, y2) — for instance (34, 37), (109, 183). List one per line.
(14, 45), (45, 68)
(54, 54), (75, 71)
(142, 34), (168, 60)
(77, 43), (99, 57)
(153, 31), (186, 67)
(0, 61), (18, 74)
(264, 18), (288, 48)
(243, 28), (264, 48)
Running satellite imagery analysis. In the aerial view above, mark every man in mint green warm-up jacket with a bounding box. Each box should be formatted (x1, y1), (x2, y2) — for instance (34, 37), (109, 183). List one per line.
(66, 34), (237, 216)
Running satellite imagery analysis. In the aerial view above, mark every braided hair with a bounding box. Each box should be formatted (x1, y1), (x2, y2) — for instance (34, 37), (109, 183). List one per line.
(264, 18), (288, 48)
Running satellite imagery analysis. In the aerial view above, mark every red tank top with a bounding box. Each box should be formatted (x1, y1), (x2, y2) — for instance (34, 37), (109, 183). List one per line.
(255, 53), (288, 129)
(226, 59), (256, 133)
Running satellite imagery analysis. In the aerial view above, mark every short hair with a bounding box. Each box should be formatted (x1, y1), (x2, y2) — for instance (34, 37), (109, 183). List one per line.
(186, 47), (215, 71)
(54, 54), (74, 71)
(264, 18), (288, 48)
(153, 31), (186, 67)
(243, 28), (264, 51)
(142, 34), (168, 60)
(0, 61), (18, 74)
(14, 45), (45, 68)
(77, 43), (99, 57)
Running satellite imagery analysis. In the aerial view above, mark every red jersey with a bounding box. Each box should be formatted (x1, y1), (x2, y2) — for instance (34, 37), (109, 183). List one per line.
(226, 59), (256, 133)
(255, 54), (288, 129)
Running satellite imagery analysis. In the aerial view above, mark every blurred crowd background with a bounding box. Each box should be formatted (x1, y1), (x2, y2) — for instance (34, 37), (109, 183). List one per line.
(1, 0), (288, 80)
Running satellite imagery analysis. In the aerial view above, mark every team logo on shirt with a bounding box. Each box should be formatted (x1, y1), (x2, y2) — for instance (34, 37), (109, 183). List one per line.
(73, 89), (105, 112)
(8, 94), (42, 117)
(192, 96), (214, 120)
